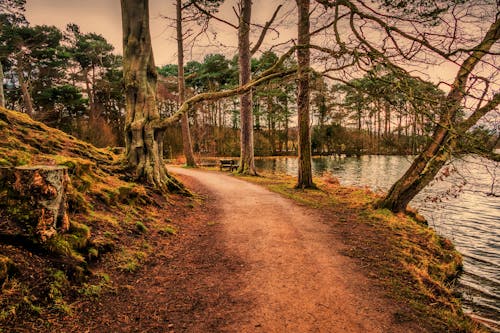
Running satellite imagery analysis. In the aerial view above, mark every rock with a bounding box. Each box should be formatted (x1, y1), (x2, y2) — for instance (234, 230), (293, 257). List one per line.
(0, 165), (70, 242)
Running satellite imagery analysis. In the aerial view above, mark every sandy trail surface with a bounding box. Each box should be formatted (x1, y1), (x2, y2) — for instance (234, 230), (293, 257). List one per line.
(169, 167), (416, 333)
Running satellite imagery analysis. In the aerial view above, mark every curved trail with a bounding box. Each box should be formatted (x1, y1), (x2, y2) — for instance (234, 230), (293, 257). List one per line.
(170, 167), (415, 332)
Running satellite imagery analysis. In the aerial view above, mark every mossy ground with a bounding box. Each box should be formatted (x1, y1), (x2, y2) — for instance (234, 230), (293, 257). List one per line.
(0, 107), (190, 331)
(236, 171), (487, 332)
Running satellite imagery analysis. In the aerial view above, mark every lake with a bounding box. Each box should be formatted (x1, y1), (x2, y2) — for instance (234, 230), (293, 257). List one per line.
(254, 155), (499, 327)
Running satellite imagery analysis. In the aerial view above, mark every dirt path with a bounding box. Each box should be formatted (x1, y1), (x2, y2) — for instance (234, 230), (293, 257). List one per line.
(169, 167), (419, 333)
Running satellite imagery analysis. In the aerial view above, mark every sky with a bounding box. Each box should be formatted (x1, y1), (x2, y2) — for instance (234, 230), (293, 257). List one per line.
(25, 0), (295, 66)
(23, 0), (498, 95)
(24, 0), (465, 86)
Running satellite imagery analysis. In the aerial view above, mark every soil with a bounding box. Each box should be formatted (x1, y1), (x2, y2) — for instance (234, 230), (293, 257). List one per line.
(20, 167), (427, 332)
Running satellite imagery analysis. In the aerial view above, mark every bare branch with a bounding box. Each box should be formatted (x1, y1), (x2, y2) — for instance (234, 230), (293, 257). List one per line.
(460, 93), (500, 131)
(251, 4), (283, 55)
(154, 47), (298, 130)
(191, 1), (238, 29)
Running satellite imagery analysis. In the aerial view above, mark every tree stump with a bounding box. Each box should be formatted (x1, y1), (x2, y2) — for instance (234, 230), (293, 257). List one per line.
(0, 166), (70, 242)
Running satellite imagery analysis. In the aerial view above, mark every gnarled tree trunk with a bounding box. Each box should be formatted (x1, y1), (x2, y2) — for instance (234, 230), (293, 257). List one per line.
(177, 0), (196, 167)
(295, 0), (315, 188)
(121, 0), (185, 192)
(237, 0), (257, 175)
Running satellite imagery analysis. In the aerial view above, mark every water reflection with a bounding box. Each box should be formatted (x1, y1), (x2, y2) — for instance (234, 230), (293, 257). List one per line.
(255, 155), (500, 326)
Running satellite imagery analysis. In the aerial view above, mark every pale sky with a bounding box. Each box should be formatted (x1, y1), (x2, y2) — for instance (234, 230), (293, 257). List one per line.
(25, 0), (295, 66)
(23, 0), (498, 96)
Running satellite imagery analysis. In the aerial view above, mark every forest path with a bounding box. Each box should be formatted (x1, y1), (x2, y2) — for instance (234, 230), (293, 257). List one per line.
(168, 167), (415, 333)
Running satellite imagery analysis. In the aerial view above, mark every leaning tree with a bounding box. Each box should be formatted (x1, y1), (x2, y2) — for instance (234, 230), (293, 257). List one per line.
(311, 0), (499, 212)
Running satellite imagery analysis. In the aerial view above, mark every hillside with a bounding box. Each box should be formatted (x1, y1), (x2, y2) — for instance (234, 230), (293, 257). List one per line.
(0, 107), (192, 330)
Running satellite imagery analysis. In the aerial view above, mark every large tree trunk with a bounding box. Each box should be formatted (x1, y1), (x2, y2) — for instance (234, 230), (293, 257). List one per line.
(295, 0), (314, 188)
(0, 61), (5, 108)
(121, 0), (185, 192)
(378, 19), (499, 212)
(237, 0), (257, 175)
(177, 0), (196, 167)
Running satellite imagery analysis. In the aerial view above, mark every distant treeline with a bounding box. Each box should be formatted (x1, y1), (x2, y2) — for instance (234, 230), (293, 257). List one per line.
(1, 19), (496, 157)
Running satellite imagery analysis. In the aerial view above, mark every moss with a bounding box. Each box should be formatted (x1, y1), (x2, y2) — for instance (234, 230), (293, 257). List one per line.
(67, 222), (91, 249)
(0, 256), (16, 282)
(135, 221), (148, 233)
(44, 235), (84, 263)
(66, 186), (90, 213)
(48, 270), (72, 315)
(159, 225), (178, 236)
(88, 248), (99, 260)
(78, 273), (111, 298)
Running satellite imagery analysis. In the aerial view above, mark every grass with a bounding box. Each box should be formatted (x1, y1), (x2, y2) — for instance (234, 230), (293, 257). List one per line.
(78, 273), (112, 298)
(159, 225), (178, 236)
(135, 221), (148, 234)
(117, 248), (150, 273)
(236, 171), (486, 332)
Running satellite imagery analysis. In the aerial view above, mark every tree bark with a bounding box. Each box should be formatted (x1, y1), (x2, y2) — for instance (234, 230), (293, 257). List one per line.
(0, 166), (70, 242)
(378, 19), (500, 212)
(121, 0), (186, 192)
(177, 0), (196, 167)
(16, 65), (34, 117)
(0, 61), (5, 108)
(295, 0), (315, 188)
(237, 0), (257, 175)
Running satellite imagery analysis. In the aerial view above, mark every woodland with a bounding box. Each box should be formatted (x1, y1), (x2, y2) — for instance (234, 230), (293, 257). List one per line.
(0, 0), (499, 331)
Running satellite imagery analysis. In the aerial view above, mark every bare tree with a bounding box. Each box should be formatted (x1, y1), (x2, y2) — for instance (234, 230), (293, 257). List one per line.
(122, 0), (297, 190)
(310, 0), (499, 211)
(378, 19), (500, 212)
(296, 0), (315, 188)
(238, 0), (256, 174)
(176, 0), (197, 167)
(190, 0), (282, 175)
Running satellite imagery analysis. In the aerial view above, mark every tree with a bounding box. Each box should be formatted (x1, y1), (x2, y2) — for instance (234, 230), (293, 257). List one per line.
(66, 25), (115, 119)
(120, 0), (186, 192)
(377, 19), (500, 212)
(0, 0), (26, 108)
(312, 0), (498, 211)
(176, 0), (196, 167)
(190, 0), (282, 174)
(237, 0), (256, 174)
(295, 0), (315, 188)
(2, 24), (66, 117)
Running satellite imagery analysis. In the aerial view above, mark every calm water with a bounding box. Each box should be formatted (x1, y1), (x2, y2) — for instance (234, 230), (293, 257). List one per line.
(255, 155), (499, 326)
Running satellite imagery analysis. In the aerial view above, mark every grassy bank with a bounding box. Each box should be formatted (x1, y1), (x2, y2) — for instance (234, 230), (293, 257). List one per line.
(0, 108), (192, 331)
(235, 171), (487, 332)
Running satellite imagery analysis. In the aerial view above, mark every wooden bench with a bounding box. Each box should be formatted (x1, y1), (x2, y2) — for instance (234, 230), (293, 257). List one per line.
(219, 159), (238, 172)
